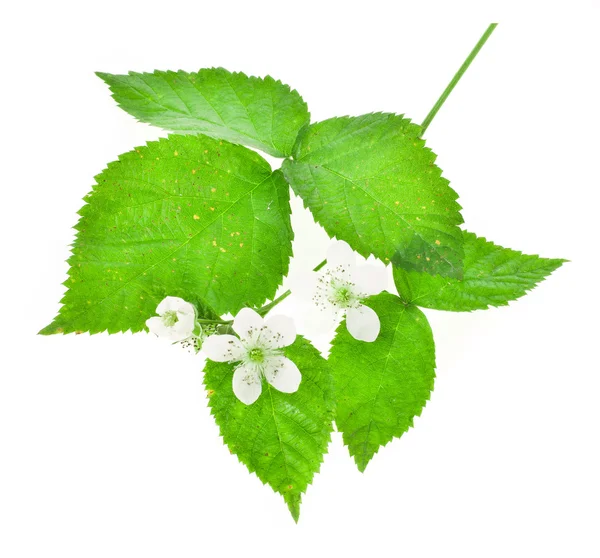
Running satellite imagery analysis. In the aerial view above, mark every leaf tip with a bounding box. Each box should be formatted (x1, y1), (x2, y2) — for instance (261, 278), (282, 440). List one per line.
(95, 71), (111, 83)
(38, 322), (63, 336)
(286, 499), (301, 523)
(355, 458), (370, 473)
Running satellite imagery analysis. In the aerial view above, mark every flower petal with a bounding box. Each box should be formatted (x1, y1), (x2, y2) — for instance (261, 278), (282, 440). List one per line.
(156, 296), (194, 316)
(232, 364), (262, 405)
(287, 269), (318, 301)
(346, 304), (380, 342)
(263, 314), (296, 348)
(171, 311), (195, 338)
(233, 307), (264, 340)
(304, 305), (342, 335)
(264, 357), (301, 394)
(202, 334), (245, 362)
(326, 240), (356, 268)
(351, 264), (388, 296)
(146, 316), (172, 338)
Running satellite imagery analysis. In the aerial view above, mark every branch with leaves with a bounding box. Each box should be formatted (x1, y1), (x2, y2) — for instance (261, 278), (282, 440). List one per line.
(40, 24), (565, 521)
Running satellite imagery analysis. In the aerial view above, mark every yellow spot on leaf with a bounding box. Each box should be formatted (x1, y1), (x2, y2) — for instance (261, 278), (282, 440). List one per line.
(193, 215), (200, 220)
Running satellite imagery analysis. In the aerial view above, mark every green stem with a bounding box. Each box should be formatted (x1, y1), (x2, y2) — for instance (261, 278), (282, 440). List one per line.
(257, 290), (292, 316)
(421, 23), (498, 133)
(201, 257), (329, 324)
(312, 259), (327, 272)
(256, 258), (328, 316)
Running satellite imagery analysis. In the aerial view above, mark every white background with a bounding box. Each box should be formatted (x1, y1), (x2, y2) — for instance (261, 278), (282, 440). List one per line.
(1, 1), (599, 556)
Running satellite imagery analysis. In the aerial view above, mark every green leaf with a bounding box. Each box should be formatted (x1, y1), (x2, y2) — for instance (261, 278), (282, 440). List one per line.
(281, 113), (464, 277)
(329, 293), (435, 472)
(204, 336), (335, 521)
(393, 231), (566, 311)
(97, 68), (310, 158)
(40, 135), (293, 335)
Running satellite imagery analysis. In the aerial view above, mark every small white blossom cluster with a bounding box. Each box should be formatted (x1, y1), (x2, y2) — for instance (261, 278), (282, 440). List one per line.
(146, 241), (387, 405)
(145, 300), (301, 405)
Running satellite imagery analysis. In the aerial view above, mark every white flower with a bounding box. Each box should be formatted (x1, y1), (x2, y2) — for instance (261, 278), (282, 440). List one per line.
(146, 296), (196, 342)
(291, 240), (387, 342)
(202, 308), (301, 405)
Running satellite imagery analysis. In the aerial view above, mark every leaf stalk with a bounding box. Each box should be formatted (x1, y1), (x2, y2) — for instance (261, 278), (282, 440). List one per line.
(420, 23), (497, 133)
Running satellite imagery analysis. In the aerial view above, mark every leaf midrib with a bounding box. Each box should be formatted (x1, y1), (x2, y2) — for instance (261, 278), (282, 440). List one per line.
(355, 306), (408, 468)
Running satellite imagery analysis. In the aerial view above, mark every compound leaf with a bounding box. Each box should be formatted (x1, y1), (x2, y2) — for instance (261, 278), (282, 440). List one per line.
(97, 68), (310, 158)
(393, 231), (566, 311)
(40, 134), (293, 335)
(329, 292), (435, 472)
(282, 113), (464, 277)
(204, 336), (335, 521)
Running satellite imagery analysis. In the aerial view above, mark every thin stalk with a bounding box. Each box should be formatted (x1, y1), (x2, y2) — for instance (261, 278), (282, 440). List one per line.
(256, 258), (328, 316)
(421, 23), (497, 133)
(200, 257), (329, 324)
(256, 290), (292, 317)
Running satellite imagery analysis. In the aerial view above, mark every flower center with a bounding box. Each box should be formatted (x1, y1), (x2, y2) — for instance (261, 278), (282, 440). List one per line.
(248, 347), (265, 363)
(312, 264), (368, 311)
(334, 286), (352, 305)
(326, 278), (361, 309)
(162, 310), (179, 327)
